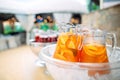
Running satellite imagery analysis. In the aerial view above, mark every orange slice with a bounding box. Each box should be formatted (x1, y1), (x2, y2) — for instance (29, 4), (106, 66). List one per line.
(66, 40), (76, 49)
(54, 53), (67, 61)
(80, 43), (109, 63)
(63, 50), (76, 62)
(83, 44), (107, 56)
(59, 33), (68, 44)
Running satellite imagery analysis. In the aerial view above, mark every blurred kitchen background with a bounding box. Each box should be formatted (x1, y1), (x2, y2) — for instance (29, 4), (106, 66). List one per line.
(0, 0), (120, 51)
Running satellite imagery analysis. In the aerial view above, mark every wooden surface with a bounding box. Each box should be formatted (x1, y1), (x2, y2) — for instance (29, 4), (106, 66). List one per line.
(0, 45), (53, 80)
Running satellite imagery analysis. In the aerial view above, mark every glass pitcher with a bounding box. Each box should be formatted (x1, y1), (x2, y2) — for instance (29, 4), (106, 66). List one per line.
(79, 28), (116, 63)
(53, 23), (82, 62)
(76, 28), (116, 76)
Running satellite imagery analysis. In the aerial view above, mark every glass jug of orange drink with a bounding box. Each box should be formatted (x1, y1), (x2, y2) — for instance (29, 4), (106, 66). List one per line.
(53, 24), (82, 62)
(79, 28), (116, 63)
(79, 28), (116, 76)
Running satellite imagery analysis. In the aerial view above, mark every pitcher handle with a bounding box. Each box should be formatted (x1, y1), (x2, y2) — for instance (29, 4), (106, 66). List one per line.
(107, 33), (116, 57)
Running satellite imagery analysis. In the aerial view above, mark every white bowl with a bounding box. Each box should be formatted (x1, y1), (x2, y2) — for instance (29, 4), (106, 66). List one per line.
(29, 39), (56, 56)
(39, 44), (120, 80)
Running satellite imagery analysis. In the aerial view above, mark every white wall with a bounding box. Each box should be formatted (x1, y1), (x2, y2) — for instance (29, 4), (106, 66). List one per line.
(16, 14), (35, 44)
(16, 14), (35, 31)
(26, 15), (35, 45)
(16, 14), (28, 30)
(53, 13), (72, 24)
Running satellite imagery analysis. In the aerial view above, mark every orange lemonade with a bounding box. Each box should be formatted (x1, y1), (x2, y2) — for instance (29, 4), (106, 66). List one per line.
(79, 43), (110, 76)
(53, 32), (82, 62)
(80, 43), (108, 63)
